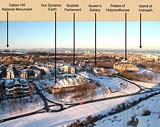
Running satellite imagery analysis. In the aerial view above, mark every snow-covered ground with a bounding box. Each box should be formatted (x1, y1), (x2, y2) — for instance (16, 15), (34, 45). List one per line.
(1, 81), (159, 127)
(0, 96), (132, 127)
(43, 72), (139, 103)
(79, 72), (140, 92)
(1, 71), (159, 127)
(95, 94), (160, 127)
(0, 95), (44, 120)
(137, 68), (160, 82)
(133, 80), (159, 89)
(79, 72), (121, 91)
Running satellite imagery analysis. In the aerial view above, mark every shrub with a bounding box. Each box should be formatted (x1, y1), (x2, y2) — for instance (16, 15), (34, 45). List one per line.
(127, 116), (139, 127)
(142, 109), (151, 116)
(86, 115), (94, 124)
(70, 120), (83, 127)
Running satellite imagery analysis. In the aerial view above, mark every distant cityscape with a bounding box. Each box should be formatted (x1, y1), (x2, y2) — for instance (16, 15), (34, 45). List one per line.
(1, 49), (160, 126)
(1, 48), (160, 54)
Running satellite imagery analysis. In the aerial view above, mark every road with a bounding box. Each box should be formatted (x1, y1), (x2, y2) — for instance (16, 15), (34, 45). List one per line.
(35, 85), (63, 112)
(1, 76), (160, 123)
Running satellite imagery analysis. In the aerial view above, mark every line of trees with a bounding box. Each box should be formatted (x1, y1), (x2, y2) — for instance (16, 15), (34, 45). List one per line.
(50, 84), (97, 101)
(120, 71), (153, 82)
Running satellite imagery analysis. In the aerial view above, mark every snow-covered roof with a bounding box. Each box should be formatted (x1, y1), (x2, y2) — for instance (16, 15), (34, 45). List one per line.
(5, 78), (28, 87)
(53, 76), (86, 88)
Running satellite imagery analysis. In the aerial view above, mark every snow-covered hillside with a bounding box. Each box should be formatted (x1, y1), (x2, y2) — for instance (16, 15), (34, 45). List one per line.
(79, 72), (122, 91)
(95, 94), (160, 127)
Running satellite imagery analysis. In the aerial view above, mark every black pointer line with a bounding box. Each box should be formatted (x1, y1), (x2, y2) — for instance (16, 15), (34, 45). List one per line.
(140, 13), (142, 48)
(125, 13), (127, 61)
(95, 13), (97, 66)
(7, 11), (9, 48)
(55, 11), (57, 83)
(73, 13), (75, 65)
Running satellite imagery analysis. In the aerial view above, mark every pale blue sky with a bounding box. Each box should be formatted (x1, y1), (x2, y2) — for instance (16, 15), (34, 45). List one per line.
(0, 21), (159, 49)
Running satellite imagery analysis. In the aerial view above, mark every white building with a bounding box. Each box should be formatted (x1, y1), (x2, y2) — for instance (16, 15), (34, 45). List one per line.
(6, 68), (15, 79)
(61, 64), (76, 74)
(5, 78), (29, 97)
(20, 70), (28, 79)
(113, 61), (139, 72)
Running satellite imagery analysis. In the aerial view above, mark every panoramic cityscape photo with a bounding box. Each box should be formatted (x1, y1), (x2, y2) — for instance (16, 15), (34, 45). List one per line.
(1, 0), (160, 127)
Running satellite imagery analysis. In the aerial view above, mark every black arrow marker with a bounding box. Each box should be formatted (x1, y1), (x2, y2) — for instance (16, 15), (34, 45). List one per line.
(73, 13), (75, 65)
(54, 11), (57, 83)
(139, 13), (142, 48)
(7, 11), (9, 48)
(95, 13), (97, 66)
(125, 13), (127, 61)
